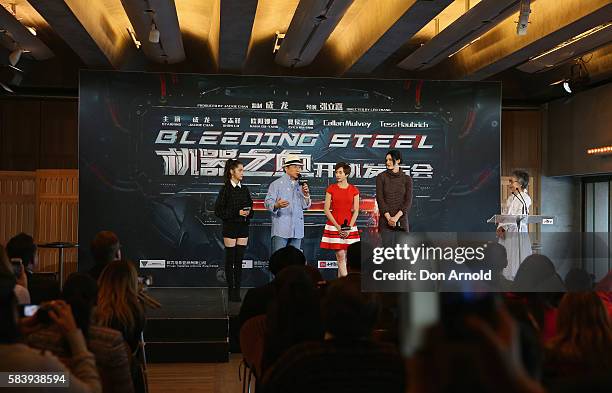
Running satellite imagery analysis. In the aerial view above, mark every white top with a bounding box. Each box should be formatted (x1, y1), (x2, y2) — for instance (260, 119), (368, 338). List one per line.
(499, 191), (532, 232)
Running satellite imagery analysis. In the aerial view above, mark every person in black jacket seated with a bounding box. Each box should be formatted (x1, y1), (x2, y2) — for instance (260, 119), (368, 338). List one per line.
(239, 246), (306, 328)
(215, 159), (254, 302)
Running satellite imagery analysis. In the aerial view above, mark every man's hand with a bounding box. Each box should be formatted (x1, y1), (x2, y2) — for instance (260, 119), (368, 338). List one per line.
(274, 198), (290, 209)
(387, 217), (397, 227)
(239, 209), (249, 217)
(302, 183), (310, 197)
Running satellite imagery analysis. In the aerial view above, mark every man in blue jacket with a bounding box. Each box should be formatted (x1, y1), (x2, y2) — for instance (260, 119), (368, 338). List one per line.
(264, 154), (311, 253)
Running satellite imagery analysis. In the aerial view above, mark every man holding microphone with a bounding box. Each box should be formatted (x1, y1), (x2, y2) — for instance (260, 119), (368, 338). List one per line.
(265, 154), (311, 253)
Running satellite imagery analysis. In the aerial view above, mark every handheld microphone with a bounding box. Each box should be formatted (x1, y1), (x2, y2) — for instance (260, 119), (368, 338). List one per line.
(297, 173), (308, 186)
(341, 219), (351, 231)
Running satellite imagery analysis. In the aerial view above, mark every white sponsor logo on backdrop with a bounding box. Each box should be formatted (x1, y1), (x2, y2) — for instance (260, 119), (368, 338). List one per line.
(242, 260), (254, 269)
(140, 260), (166, 269)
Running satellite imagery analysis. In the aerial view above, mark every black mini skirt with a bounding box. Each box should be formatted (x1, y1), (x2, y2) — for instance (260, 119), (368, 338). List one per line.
(222, 221), (250, 238)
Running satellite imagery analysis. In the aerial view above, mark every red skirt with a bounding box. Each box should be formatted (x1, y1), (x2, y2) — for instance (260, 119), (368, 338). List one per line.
(320, 224), (360, 250)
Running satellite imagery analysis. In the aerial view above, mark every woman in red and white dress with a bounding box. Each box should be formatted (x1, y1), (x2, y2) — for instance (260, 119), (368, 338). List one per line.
(321, 162), (360, 277)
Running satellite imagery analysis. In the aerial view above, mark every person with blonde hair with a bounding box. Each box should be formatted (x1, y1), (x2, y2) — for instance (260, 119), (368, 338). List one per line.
(95, 260), (145, 353)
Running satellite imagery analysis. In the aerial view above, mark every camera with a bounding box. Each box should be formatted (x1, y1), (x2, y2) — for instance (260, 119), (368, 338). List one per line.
(34, 303), (53, 324)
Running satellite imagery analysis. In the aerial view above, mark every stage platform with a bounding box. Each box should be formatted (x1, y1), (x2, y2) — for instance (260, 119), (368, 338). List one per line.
(144, 287), (245, 363)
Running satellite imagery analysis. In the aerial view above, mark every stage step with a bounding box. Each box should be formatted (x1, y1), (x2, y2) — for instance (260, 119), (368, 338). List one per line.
(143, 288), (231, 363)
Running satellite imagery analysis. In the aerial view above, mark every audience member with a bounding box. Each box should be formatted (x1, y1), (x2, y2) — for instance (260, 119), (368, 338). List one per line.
(239, 246), (306, 327)
(544, 292), (612, 381)
(262, 278), (404, 393)
(25, 273), (135, 393)
(6, 232), (60, 303)
(483, 242), (513, 291)
(96, 260), (147, 393)
(564, 268), (593, 291)
(513, 254), (565, 292)
(408, 305), (546, 393)
(261, 266), (323, 375)
(595, 271), (612, 319)
(89, 231), (121, 281)
(322, 277), (379, 341)
(95, 260), (145, 353)
(0, 273), (102, 393)
(0, 244), (30, 304)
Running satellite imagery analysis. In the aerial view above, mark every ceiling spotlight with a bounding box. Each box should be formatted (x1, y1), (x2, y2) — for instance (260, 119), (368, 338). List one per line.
(9, 48), (23, 66)
(149, 23), (160, 43)
(562, 80), (572, 94)
(561, 59), (590, 94)
(516, 0), (531, 36)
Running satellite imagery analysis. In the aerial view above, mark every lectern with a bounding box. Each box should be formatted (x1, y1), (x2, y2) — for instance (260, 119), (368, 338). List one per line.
(487, 214), (555, 262)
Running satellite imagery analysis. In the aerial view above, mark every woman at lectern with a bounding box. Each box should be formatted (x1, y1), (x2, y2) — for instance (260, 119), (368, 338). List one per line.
(375, 150), (413, 246)
(215, 159), (254, 302)
(496, 170), (532, 280)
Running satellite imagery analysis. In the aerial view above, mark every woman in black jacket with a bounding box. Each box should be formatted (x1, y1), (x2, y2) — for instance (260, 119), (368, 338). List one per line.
(214, 159), (253, 302)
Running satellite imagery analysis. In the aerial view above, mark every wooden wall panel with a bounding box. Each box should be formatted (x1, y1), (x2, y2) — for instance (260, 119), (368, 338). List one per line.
(0, 101), (41, 170)
(0, 170), (78, 282)
(40, 101), (79, 169)
(0, 98), (77, 171)
(0, 171), (36, 246)
(35, 170), (79, 279)
(501, 110), (542, 176)
(501, 110), (542, 217)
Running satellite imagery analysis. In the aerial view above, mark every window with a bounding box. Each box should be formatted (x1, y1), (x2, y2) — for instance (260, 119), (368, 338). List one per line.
(582, 176), (612, 281)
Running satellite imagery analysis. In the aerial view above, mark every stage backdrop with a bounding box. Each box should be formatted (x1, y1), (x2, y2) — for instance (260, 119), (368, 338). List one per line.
(78, 71), (500, 286)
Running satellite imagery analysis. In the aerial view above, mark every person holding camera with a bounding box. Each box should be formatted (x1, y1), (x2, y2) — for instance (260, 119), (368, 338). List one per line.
(264, 154), (312, 253)
(320, 162), (360, 277)
(0, 274), (102, 393)
(214, 159), (254, 302)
